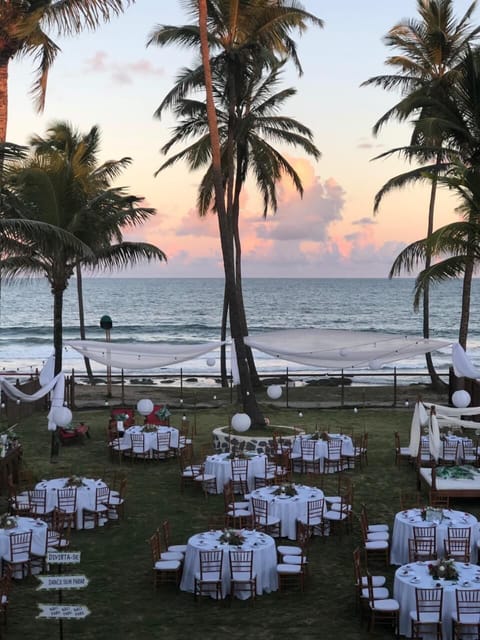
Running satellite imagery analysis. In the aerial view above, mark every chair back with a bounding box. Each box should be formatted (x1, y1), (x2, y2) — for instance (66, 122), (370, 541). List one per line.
(456, 588), (480, 622)
(413, 526), (437, 543)
(300, 439), (317, 460)
(29, 489), (47, 516)
(441, 440), (459, 462)
(251, 497), (269, 525)
(448, 526), (471, 544)
(95, 486), (109, 508)
(408, 537), (437, 562)
(229, 549), (253, 578)
(57, 488), (77, 513)
(156, 432), (171, 450)
(199, 549), (223, 579)
(414, 587), (443, 619)
(9, 530), (32, 560)
(149, 532), (161, 562)
(162, 520), (173, 549)
(327, 438), (343, 458)
(444, 538), (470, 562)
(306, 498), (324, 524)
(231, 458), (248, 477)
(131, 433), (147, 453)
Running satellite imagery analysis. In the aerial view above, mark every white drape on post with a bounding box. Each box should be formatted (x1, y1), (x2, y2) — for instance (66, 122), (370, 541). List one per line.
(429, 408), (441, 462)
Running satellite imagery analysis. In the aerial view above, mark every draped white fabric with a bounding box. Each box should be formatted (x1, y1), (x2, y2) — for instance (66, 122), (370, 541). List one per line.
(429, 411), (441, 461)
(409, 402), (427, 457)
(0, 355), (65, 431)
(452, 343), (480, 379)
(243, 329), (451, 370)
(423, 402), (480, 431)
(65, 340), (224, 370)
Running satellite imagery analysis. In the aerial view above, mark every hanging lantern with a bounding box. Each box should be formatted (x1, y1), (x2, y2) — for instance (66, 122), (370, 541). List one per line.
(267, 384), (282, 400)
(52, 406), (72, 427)
(206, 357), (216, 367)
(452, 390), (471, 408)
(137, 398), (154, 416)
(231, 413), (251, 433)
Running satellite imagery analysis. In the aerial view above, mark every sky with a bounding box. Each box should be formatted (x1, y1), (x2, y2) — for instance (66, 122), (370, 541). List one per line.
(6, 0), (479, 278)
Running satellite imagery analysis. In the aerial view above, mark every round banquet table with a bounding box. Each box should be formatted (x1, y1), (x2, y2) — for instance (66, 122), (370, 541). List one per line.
(123, 425), (179, 456)
(0, 516), (47, 577)
(179, 529), (278, 599)
(292, 434), (354, 472)
(35, 477), (109, 530)
(390, 508), (478, 566)
(246, 484), (324, 540)
(394, 561), (480, 640)
(204, 453), (267, 494)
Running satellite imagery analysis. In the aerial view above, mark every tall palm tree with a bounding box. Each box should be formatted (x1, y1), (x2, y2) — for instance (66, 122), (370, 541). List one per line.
(390, 46), (480, 350)
(0, 0), (134, 143)
(362, 0), (480, 387)
(150, 0), (322, 420)
(0, 121), (166, 375)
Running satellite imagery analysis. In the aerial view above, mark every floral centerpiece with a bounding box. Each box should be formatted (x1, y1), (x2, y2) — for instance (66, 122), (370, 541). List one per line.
(142, 424), (158, 433)
(428, 559), (459, 581)
(273, 483), (298, 497)
(0, 514), (17, 529)
(421, 506), (443, 523)
(65, 475), (85, 488)
(218, 529), (245, 546)
(115, 413), (130, 422)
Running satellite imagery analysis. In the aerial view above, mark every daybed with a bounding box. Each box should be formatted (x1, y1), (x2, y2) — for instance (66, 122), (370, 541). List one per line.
(418, 465), (480, 499)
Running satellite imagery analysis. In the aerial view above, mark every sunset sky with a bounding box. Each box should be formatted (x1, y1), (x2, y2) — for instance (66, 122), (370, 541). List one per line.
(6, 0), (478, 278)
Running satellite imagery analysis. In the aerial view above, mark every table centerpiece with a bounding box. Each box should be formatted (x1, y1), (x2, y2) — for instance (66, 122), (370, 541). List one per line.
(218, 529), (245, 546)
(65, 475), (86, 488)
(273, 483), (298, 497)
(428, 558), (459, 581)
(0, 514), (17, 529)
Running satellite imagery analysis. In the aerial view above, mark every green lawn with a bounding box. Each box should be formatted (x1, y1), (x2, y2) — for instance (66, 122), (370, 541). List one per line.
(3, 402), (473, 640)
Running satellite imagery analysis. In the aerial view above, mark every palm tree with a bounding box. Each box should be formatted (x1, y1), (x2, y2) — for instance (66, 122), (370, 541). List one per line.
(0, 0), (134, 143)
(362, 0), (480, 387)
(0, 121), (166, 375)
(149, 0), (322, 420)
(390, 46), (480, 350)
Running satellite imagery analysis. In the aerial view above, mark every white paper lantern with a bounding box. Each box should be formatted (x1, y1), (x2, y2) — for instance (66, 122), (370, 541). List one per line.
(267, 384), (282, 400)
(452, 390), (471, 408)
(137, 398), (154, 416)
(52, 406), (72, 427)
(231, 413), (251, 432)
(206, 357), (216, 367)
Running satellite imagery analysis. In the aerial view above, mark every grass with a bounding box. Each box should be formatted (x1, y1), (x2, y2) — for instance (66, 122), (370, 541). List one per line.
(3, 397), (475, 640)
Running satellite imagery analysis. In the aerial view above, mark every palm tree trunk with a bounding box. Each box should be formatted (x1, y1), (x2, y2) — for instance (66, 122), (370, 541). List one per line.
(75, 264), (94, 383)
(220, 284), (229, 387)
(198, 0), (264, 425)
(459, 255), (474, 350)
(0, 57), (8, 145)
(52, 286), (64, 376)
(423, 159), (446, 390)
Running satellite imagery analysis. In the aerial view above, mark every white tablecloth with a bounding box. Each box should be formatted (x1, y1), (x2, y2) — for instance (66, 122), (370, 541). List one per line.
(179, 529), (278, 599)
(246, 484), (324, 540)
(204, 453), (267, 494)
(123, 425), (179, 456)
(35, 477), (109, 530)
(292, 434), (354, 472)
(394, 561), (480, 640)
(390, 508), (478, 565)
(0, 516), (48, 577)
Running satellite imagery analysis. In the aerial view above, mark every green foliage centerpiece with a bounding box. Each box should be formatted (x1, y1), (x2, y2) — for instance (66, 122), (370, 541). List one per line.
(142, 424), (158, 433)
(273, 483), (297, 497)
(65, 475), (85, 487)
(218, 529), (245, 546)
(428, 559), (459, 581)
(0, 514), (17, 529)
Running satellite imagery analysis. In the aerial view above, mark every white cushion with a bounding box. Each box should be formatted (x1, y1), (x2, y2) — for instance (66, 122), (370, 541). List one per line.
(155, 560), (180, 570)
(160, 551), (183, 561)
(409, 611), (441, 623)
(277, 545), (301, 556)
(361, 586), (389, 599)
(360, 575), (386, 587)
(277, 563), (301, 574)
(371, 599), (399, 612)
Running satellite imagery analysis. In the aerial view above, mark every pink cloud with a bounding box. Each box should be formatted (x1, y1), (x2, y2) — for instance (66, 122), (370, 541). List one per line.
(84, 52), (165, 84)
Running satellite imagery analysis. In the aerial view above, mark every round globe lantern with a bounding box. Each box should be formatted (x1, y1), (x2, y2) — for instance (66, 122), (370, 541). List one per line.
(137, 398), (154, 416)
(52, 406), (72, 430)
(206, 357), (216, 367)
(452, 390), (471, 408)
(267, 384), (282, 400)
(231, 413), (251, 433)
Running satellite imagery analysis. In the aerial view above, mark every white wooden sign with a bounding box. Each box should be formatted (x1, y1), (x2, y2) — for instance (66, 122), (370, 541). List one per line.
(37, 604), (90, 619)
(37, 575), (89, 590)
(46, 551), (81, 564)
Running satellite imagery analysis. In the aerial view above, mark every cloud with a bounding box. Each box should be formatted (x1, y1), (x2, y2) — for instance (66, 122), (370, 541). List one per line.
(353, 217), (377, 226)
(84, 52), (165, 84)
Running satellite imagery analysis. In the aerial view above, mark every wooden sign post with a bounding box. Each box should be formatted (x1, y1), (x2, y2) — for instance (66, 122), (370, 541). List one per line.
(37, 551), (90, 639)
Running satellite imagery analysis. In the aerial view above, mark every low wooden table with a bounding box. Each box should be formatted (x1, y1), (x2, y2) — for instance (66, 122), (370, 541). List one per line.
(58, 423), (90, 445)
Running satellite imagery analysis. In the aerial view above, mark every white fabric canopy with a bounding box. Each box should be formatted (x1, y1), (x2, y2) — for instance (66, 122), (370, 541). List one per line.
(65, 340), (224, 371)
(429, 410), (441, 461)
(244, 329), (451, 370)
(452, 343), (480, 379)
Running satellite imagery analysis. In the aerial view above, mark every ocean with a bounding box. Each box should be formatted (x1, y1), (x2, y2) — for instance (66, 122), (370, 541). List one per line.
(0, 277), (478, 384)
